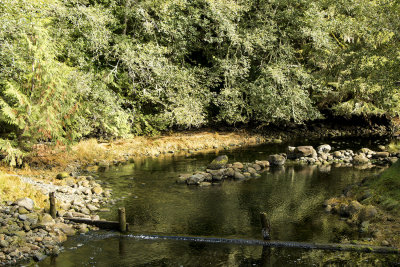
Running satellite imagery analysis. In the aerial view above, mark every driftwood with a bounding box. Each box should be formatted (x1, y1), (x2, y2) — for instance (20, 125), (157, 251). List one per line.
(128, 234), (400, 254)
(64, 217), (129, 231)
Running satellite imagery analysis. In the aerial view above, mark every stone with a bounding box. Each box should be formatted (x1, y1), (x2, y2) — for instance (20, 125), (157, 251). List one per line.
(18, 207), (29, 214)
(255, 160), (270, 168)
(0, 240), (9, 248)
(199, 182), (212, 187)
(234, 172), (245, 180)
(187, 174), (205, 185)
(296, 146), (317, 158)
(232, 162), (244, 169)
(25, 213), (39, 225)
(92, 186), (103, 195)
(55, 223), (76, 236)
(56, 172), (70, 180)
(225, 168), (235, 177)
(252, 164), (262, 171)
(333, 151), (342, 158)
(207, 169), (225, 181)
(378, 145), (386, 151)
(243, 172), (251, 178)
(268, 154), (286, 166)
(208, 155), (229, 170)
(353, 154), (369, 165)
(33, 252), (46, 262)
(86, 204), (98, 212)
(373, 152), (390, 158)
(176, 174), (191, 184)
(247, 167), (257, 174)
(381, 240), (390, 246)
(317, 144), (331, 153)
(347, 201), (363, 216)
(39, 214), (55, 226)
(64, 177), (76, 187)
(15, 198), (34, 211)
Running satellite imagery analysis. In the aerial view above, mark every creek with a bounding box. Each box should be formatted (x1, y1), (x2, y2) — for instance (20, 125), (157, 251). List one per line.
(39, 138), (399, 266)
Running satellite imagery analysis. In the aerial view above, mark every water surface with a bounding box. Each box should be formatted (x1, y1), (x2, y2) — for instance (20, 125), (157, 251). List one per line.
(40, 139), (400, 266)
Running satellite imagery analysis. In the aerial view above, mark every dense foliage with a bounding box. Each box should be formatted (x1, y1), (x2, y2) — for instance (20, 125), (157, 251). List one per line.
(1, 0), (400, 164)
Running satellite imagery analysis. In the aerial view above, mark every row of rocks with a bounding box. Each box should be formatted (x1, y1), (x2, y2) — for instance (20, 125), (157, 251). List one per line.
(1, 174), (113, 265)
(177, 144), (399, 186)
(177, 155), (271, 186)
(289, 145), (399, 166)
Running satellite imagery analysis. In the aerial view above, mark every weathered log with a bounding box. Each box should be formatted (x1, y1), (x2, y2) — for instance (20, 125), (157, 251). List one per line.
(64, 217), (129, 231)
(128, 234), (400, 254)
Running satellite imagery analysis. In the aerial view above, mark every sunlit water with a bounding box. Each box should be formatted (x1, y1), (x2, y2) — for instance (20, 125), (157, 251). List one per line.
(39, 138), (400, 266)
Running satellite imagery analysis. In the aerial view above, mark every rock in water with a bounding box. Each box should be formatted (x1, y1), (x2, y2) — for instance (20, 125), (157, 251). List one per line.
(187, 174), (206, 185)
(353, 154), (369, 164)
(268, 154), (286, 166)
(208, 155), (228, 170)
(287, 146), (317, 159)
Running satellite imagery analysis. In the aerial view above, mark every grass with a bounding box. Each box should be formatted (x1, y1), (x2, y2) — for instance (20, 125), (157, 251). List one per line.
(26, 130), (265, 170)
(368, 161), (400, 213)
(0, 171), (47, 208)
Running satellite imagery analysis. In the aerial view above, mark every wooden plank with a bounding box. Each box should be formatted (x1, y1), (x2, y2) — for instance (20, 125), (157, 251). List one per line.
(64, 217), (129, 231)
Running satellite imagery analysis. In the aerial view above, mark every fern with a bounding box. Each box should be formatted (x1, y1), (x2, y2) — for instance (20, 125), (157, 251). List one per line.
(0, 139), (25, 167)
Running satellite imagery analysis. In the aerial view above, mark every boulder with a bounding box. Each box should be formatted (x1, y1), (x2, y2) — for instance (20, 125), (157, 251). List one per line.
(268, 154), (286, 166)
(208, 155), (229, 170)
(232, 162), (244, 169)
(353, 154), (369, 165)
(176, 174), (191, 184)
(225, 168), (235, 177)
(15, 197), (34, 211)
(187, 174), (206, 185)
(255, 160), (270, 168)
(288, 146), (317, 159)
(39, 214), (55, 226)
(317, 144), (331, 153)
(373, 152), (390, 159)
(347, 200), (363, 216)
(234, 171), (245, 180)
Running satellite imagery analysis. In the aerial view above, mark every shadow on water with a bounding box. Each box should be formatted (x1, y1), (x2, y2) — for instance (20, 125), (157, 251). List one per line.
(39, 138), (400, 266)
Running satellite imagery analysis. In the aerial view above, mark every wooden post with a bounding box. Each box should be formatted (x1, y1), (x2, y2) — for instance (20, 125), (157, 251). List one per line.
(119, 207), (127, 232)
(260, 212), (271, 240)
(49, 192), (56, 219)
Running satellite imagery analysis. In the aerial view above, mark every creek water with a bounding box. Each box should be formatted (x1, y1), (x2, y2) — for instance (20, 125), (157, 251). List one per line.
(40, 138), (399, 266)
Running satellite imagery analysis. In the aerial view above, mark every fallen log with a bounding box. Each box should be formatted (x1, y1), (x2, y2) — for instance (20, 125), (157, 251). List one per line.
(128, 234), (400, 254)
(64, 217), (129, 231)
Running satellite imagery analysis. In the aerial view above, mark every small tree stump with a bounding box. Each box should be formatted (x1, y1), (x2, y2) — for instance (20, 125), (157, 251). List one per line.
(119, 207), (127, 232)
(49, 192), (56, 219)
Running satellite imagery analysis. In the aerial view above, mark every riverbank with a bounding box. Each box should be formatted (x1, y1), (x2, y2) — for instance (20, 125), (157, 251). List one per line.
(324, 161), (400, 250)
(1, 127), (399, 264)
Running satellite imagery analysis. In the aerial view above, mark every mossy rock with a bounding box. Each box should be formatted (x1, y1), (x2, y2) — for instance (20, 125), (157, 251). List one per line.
(56, 172), (70, 180)
(208, 155), (228, 170)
